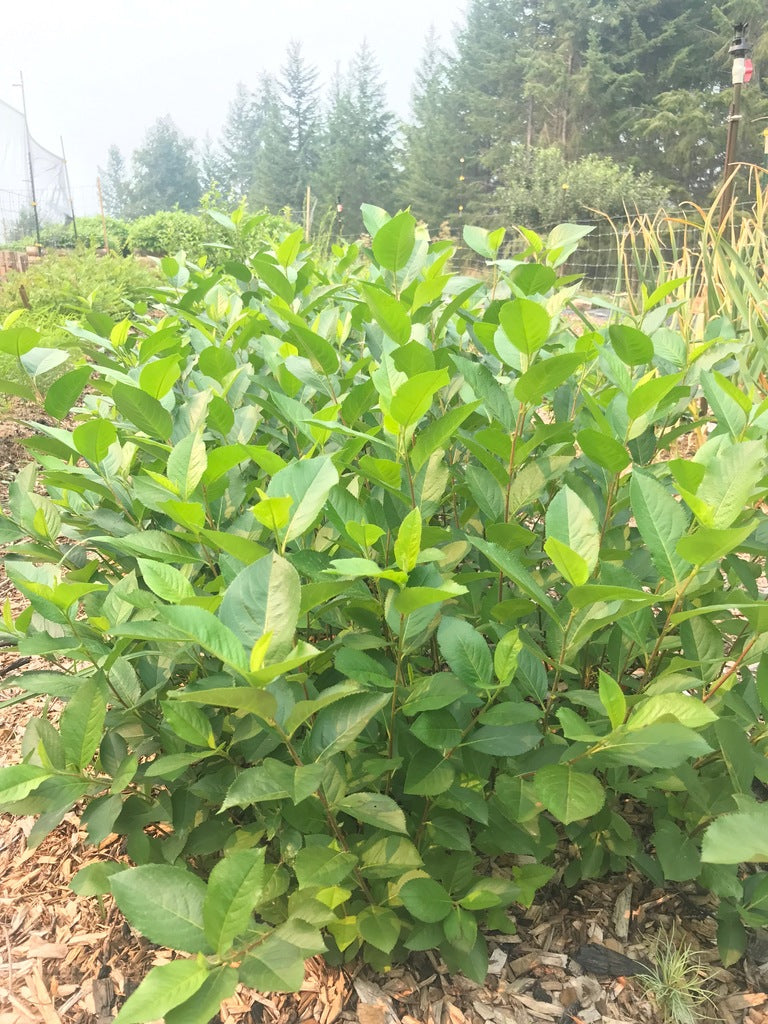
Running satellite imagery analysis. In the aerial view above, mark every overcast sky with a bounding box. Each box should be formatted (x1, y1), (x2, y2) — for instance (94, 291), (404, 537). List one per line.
(3, 0), (468, 213)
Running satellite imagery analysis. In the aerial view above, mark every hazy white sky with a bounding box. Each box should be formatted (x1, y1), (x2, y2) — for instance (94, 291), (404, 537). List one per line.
(4, 0), (468, 212)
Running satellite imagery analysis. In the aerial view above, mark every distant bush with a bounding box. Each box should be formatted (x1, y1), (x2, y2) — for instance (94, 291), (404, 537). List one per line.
(126, 210), (207, 259)
(499, 146), (670, 226)
(0, 249), (159, 326)
(10, 217), (131, 254)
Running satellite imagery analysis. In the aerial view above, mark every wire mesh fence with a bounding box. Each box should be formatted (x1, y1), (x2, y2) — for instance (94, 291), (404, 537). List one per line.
(454, 197), (763, 297)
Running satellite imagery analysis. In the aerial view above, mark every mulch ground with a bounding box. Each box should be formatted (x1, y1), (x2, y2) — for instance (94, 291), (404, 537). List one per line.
(1, 402), (767, 1024)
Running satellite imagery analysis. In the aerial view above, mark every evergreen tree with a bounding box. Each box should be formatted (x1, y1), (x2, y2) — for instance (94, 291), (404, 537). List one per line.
(400, 29), (467, 234)
(128, 117), (201, 216)
(99, 145), (130, 219)
(317, 42), (400, 236)
(218, 83), (265, 198)
(250, 74), (296, 213)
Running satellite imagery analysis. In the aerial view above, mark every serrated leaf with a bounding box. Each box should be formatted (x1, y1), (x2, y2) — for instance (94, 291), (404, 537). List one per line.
(112, 382), (172, 438)
(60, 675), (108, 769)
(533, 764), (605, 824)
(110, 865), (210, 953)
(219, 553), (300, 663)
(630, 471), (691, 586)
(609, 325), (654, 365)
(437, 618), (492, 690)
(373, 210), (416, 271)
(267, 456), (339, 544)
(498, 298), (550, 358)
(394, 507), (421, 573)
(0, 764), (53, 805)
(167, 432), (207, 499)
(114, 959), (210, 1024)
(702, 807), (768, 863)
(358, 905), (401, 953)
(400, 878), (452, 922)
(203, 848), (266, 954)
(336, 792), (407, 833)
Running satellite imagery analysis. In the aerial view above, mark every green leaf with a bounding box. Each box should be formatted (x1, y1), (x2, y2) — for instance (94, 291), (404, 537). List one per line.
(594, 724), (711, 769)
(203, 848), (266, 954)
(627, 372), (686, 420)
(173, 686), (277, 720)
(112, 382), (172, 438)
(653, 821), (700, 881)
(308, 692), (389, 760)
(44, 366), (91, 418)
(114, 958), (210, 1024)
(137, 559), (195, 603)
(403, 749), (454, 796)
(59, 675), (108, 769)
(695, 441), (766, 529)
(276, 227), (303, 268)
(533, 764), (605, 824)
(400, 878), (453, 923)
(394, 507), (421, 573)
(546, 485), (600, 577)
(676, 522), (756, 565)
(627, 694), (717, 731)
(609, 325), (654, 365)
(138, 353), (181, 399)
(267, 456), (339, 543)
(515, 352), (586, 405)
(373, 210), (416, 271)
(72, 420), (117, 464)
(598, 671), (626, 730)
(0, 764), (53, 805)
(358, 905), (402, 953)
(494, 629), (522, 685)
(717, 911), (747, 968)
(437, 618), (492, 690)
(577, 428), (630, 474)
(165, 967), (238, 1024)
(240, 921), (324, 992)
(293, 846), (358, 888)
(71, 861), (128, 897)
(498, 298), (551, 357)
(544, 536), (589, 587)
(411, 401), (480, 472)
(361, 284), (411, 344)
(463, 224), (503, 260)
(702, 808), (768, 863)
(167, 432), (207, 499)
(336, 792), (407, 833)
(110, 865), (210, 953)
(158, 606), (249, 673)
(219, 553), (300, 664)
(630, 471), (691, 586)
(161, 700), (214, 748)
(390, 370), (449, 428)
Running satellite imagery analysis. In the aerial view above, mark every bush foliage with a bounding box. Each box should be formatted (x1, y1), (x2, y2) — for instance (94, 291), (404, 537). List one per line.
(0, 210), (767, 1021)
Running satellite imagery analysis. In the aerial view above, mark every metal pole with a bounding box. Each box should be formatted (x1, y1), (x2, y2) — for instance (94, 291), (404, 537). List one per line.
(60, 136), (78, 242)
(15, 72), (42, 252)
(720, 23), (750, 226)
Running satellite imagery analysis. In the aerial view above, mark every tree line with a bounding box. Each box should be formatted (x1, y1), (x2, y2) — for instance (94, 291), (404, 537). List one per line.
(100, 0), (768, 237)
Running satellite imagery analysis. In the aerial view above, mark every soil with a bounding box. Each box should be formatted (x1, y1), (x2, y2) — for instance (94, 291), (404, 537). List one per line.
(0, 401), (767, 1024)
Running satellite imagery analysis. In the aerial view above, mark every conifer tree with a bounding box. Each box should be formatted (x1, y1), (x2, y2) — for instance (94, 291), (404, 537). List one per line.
(99, 145), (131, 219)
(400, 29), (467, 234)
(317, 42), (399, 236)
(128, 117), (201, 216)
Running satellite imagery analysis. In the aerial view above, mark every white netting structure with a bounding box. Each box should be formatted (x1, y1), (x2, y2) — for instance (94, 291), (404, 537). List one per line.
(0, 98), (70, 244)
